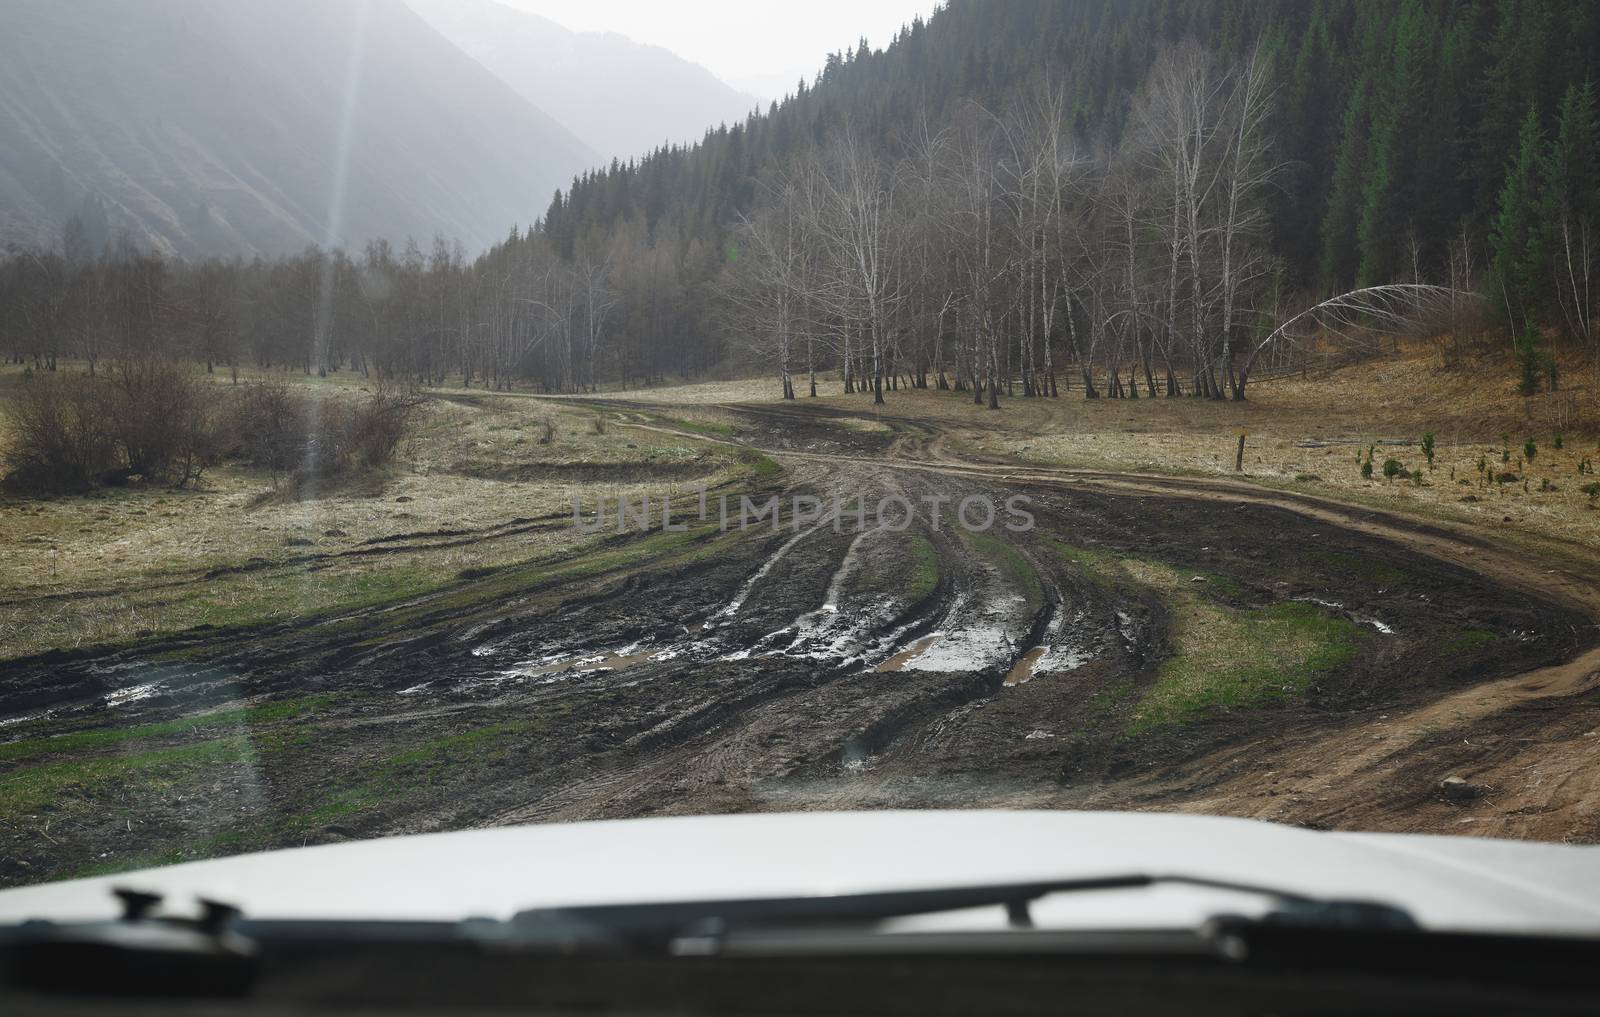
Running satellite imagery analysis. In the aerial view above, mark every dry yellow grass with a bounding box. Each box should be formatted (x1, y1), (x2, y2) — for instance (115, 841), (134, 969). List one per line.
(0, 379), (744, 659)
(579, 377), (783, 405)
(573, 347), (1600, 555)
(3, 346), (1595, 656)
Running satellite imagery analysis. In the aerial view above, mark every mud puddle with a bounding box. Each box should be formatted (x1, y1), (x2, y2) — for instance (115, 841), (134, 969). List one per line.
(1002, 646), (1049, 686)
(874, 634), (942, 672)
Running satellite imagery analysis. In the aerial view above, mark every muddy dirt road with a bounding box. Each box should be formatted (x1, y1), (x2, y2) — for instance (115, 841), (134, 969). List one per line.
(2, 401), (1596, 885)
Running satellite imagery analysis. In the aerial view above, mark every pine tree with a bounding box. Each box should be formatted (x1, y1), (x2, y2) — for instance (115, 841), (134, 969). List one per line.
(1544, 81), (1600, 223)
(1490, 107), (1548, 326)
(1356, 1), (1438, 284)
(1321, 82), (1372, 289)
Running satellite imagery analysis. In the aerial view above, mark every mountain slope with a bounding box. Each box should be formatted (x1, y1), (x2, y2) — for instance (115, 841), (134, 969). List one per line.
(0, 0), (598, 258)
(406, 0), (757, 162)
(541, 0), (1600, 290)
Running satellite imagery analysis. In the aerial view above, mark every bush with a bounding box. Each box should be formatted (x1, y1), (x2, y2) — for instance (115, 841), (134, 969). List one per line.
(1524, 437), (1537, 462)
(106, 357), (221, 487)
(4, 366), (425, 497)
(224, 380), (305, 470)
(345, 381), (427, 469)
(1421, 432), (1435, 468)
(591, 414), (607, 435)
(225, 378), (424, 475)
(538, 415), (557, 445)
(1, 371), (117, 492)
(3, 359), (220, 492)
(1382, 458), (1403, 482)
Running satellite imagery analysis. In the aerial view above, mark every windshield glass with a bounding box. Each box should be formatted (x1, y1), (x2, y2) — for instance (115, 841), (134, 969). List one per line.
(1, 0), (1597, 907)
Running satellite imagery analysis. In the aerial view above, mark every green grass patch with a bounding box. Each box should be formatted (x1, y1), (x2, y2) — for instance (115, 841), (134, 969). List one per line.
(0, 695), (337, 765)
(1434, 626), (1499, 654)
(905, 535), (940, 603)
(1047, 539), (1127, 588)
(61, 701), (579, 880)
(0, 736), (260, 816)
(851, 532), (941, 605)
(1127, 594), (1360, 735)
(671, 417), (736, 437)
(1037, 552), (1361, 735)
(736, 450), (783, 482)
(1184, 568), (1250, 602)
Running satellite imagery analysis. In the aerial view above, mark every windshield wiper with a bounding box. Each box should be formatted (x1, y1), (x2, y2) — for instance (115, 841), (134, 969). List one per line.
(5, 879), (1600, 1003)
(496, 872), (1418, 953)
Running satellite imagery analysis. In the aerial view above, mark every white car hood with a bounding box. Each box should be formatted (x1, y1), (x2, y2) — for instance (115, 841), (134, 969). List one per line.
(1, 810), (1597, 936)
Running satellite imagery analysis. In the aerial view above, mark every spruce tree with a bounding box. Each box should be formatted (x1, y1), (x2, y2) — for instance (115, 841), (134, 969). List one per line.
(1491, 107), (1549, 326)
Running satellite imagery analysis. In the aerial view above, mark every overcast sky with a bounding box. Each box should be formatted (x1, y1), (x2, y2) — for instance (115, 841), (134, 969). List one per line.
(501, 0), (943, 102)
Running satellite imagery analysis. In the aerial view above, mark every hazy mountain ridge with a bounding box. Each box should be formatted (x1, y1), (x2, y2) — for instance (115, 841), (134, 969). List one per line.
(0, 0), (598, 258)
(406, 0), (758, 162)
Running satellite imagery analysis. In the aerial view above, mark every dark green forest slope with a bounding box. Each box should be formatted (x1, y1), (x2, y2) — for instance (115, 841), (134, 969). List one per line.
(547, 0), (1598, 292)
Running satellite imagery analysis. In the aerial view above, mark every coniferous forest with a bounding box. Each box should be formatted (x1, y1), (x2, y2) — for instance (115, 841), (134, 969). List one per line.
(3, 0), (1598, 403)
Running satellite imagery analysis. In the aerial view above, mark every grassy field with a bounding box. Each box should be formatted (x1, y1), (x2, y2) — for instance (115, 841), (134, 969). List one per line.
(588, 345), (1600, 555)
(0, 373), (753, 661)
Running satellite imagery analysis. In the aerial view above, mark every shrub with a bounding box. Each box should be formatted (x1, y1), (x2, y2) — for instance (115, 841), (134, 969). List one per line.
(1, 371), (117, 492)
(1421, 432), (1435, 468)
(226, 379), (424, 476)
(1360, 457), (1373, 481)
(1583, 482), (1600, 502)
(104, 357), (221, 487)
(538, 415), (557, 445)
(224, 380), (305, 470)
(591, 414), (607, 435)
(1382, 458), (1403, 482)
(1554, 432), (1564, 451)
(3, 359), (221, 492)
(4, 367), (423, 496)
(1524, 437), (1537, 462)
(345, 381), (427, 468)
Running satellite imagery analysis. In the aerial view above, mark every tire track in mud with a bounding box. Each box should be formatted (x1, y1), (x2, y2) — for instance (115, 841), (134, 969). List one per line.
(5, 398), (1596, 886)
(665, 401), (1600, 839)
(473, 463), (1047, 826)
(395, 403), (1592, 839)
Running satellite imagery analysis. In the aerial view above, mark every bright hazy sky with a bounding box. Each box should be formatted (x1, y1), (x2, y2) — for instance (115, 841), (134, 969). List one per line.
(503, 0), (943, 102)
